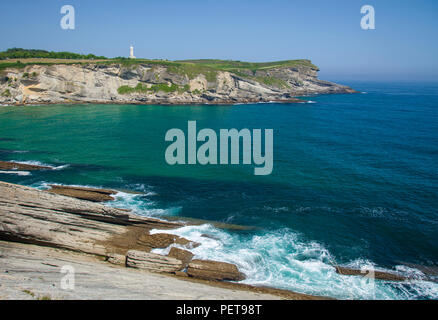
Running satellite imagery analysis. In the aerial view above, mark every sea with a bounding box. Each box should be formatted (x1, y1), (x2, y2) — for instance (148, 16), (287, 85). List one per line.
(0, 81), (437, 299)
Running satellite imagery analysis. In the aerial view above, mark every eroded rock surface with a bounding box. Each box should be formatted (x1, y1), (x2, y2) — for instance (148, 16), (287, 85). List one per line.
(187, 259), (246, 281)
(48, 185), (117, 202)
(126, 250), (184, 273)
(168, 247), (194, 269)
(0, 63), (356, 105)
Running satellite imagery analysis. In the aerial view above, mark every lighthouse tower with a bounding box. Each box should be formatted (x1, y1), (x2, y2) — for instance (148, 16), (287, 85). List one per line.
(129, 45), (136, 59)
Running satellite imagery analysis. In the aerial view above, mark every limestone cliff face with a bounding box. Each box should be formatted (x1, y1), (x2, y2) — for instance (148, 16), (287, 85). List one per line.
(0, 63), (355, 105)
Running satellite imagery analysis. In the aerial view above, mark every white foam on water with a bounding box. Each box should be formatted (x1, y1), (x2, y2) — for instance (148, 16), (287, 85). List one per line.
(23, 180), (438, 300)
(149, 224), (438, 300)
(9, 160), (69, 170)
(0, 170), (31, 176)
(107, 190), (182, 218)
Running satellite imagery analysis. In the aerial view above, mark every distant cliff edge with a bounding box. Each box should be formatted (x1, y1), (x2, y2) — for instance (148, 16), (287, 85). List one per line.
(0, 59), (356, 105)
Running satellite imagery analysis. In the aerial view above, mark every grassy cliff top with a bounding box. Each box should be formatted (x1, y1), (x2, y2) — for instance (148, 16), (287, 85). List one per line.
(0, 49), (319, 75)
(176, 59), (319, 72)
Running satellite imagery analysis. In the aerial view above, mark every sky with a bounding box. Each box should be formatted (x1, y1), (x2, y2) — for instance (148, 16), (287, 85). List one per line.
(1, 0), (437, 81)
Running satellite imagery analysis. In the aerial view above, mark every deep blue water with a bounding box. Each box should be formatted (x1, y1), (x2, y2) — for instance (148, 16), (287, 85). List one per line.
(0, 81), (437, 299)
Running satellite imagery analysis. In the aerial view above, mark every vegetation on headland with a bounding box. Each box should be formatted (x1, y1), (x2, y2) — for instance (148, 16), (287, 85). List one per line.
(176, 59), (319, 73)
(1, 89), (11, 97)
(118, 83), (191, 95)
(0, 48), (107, 60)
(0, 48), (319, 91)
(0, 49), (317, 72)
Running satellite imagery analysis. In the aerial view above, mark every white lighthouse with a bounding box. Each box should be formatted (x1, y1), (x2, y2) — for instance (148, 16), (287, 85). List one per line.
(129, 45), (136, 59)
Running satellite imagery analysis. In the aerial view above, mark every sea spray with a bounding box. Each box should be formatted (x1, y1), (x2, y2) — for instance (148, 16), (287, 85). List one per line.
(151, 224), (438, 300)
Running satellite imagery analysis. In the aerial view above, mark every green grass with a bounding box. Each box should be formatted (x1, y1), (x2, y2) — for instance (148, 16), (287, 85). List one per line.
(254, 76), (291, 89)
(1, 89), (11, 97)
(22, 289), (35, 297)
(175, 59), (319, 73)
(168, 63), (218, 82)
(118, 82), (187, 95)
(0, 48), (107, 60)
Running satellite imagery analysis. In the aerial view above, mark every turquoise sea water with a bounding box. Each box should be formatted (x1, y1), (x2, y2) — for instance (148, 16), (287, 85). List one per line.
(0, 81), (437, 299)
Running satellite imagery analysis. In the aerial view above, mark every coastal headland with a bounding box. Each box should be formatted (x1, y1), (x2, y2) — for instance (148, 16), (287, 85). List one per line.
(0, 50), (356, 106)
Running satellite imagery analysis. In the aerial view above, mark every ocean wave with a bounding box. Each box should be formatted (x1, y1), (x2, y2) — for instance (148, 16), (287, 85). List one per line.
(107, 189), (181, 217)
(150, 224), (438, 300)
(23, 179), (438, 300)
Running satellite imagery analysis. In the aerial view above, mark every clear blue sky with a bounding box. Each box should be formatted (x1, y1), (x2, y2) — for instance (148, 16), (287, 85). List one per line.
(1, 0), (437, 81)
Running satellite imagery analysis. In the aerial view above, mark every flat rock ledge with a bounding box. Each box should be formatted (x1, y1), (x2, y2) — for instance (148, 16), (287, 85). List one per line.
(0, 180), (333, 300)
(48, 185), (118, 202)
(0, 160), (52, 171)
(126, 250), (184, 273)
(138, 232), (200, 250)
(188, 259), (246, 281)
(0, 181), (245, 284)
(335, 266), (409, 282)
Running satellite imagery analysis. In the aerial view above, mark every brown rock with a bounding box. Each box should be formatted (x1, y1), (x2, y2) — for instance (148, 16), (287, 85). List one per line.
(335, 266), (408, 281)
(48, 185), (117, 202)
(0, 181), (182, 257)
(0, 160), (52, 171)
(187, 259), (246, 281)
(137, 233), (199, 249)
(126, 250), (184, 273)
(168, 247), (194, 268)
(106, 253), (126, 266)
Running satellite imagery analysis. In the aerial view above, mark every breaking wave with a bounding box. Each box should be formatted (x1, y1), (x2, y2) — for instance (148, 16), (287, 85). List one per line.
(151, 224), (438, 300)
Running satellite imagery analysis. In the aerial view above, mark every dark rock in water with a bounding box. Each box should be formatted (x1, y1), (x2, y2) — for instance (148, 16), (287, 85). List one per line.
(168, 247), (194, 268)
(0, 160), (51, 171)
(335, 266), (408, 281)
(48, 185), (117, 202)
(201, 233), (221, 241)
(187, 259), (246, 281)
(126, 250), (184, 273)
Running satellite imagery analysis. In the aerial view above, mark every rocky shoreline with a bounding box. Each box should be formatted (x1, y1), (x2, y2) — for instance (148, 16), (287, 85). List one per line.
(0, 180), (415, 300)
(0, 180), (325, 299)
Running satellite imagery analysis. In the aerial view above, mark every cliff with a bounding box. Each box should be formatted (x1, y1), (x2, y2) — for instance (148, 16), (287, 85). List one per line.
(0, 59), (355, 105)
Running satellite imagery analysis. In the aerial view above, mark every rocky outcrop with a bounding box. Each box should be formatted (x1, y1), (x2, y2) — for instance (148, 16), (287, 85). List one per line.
(0, 181), (247, 283)
(48, 185), (117, 202)
(0, 62), (356, 105)
(0, 181), (181, 256)
(168, 247), (194, 269)
(137, 232), (199, 250)
(187, 259), (246, 281)
(0, 241), (285, 300)
(126, 250), (184, 273)
(106, 252), (126, 266)
(0, 160), (52, 171)
(335, 266), (408, 281)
